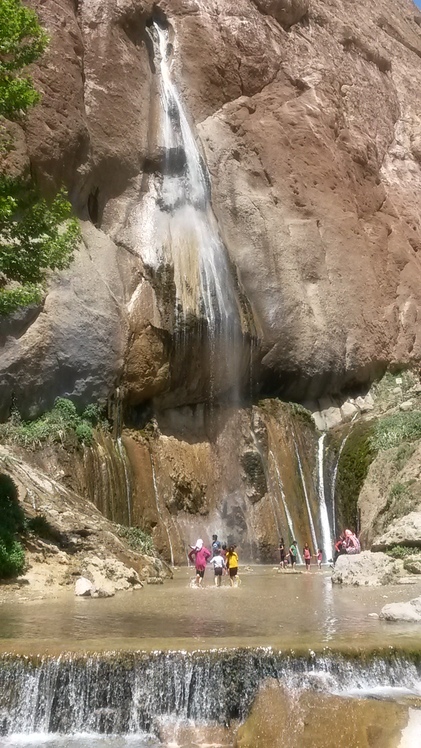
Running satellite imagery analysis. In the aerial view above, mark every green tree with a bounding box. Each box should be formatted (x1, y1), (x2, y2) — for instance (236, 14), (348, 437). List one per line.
(0, 0), (48, 118)
(0, 0), (79, 316)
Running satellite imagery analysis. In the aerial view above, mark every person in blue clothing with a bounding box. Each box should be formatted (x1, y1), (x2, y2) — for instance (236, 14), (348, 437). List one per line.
(211, 534), (221, 556)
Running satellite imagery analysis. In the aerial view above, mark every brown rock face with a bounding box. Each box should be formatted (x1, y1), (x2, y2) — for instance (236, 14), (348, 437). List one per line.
(251, 0), (309, 29)
(1, 0), (421, 415)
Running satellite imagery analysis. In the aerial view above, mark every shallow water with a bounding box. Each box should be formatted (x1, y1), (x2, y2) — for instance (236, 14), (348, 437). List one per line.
(1, 566), (421, 654)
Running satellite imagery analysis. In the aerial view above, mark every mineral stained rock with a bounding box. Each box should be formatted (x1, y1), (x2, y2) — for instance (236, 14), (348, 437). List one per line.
(0, 0), (421, 415)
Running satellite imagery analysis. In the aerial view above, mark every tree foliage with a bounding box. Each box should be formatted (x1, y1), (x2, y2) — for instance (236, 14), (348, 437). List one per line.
(0, 474), (25, 578)
(0, 0), (48, 118)
(0, 0), (79, 316)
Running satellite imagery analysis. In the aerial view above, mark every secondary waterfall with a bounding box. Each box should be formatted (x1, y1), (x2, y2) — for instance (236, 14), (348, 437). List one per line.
(317, 434), (333, 561)
(0, 650), (419, 736)
(293, 437), (318, 552)
(150, 455), (175, 567)
(269, 450), (303, 564)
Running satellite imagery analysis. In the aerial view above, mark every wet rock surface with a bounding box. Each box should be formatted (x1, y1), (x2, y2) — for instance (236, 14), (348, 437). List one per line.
(331, 552), (402, 586)
(380, 594), (421, 622)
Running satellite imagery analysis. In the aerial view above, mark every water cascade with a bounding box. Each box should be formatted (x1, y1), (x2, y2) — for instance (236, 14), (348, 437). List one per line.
(293, 436), (318, 552)
(134, 21), (249, 402)
(0, 650), (419, 737)
(116, 437), (132, 527)
(317, 434), (333, 561)
(150, 454), (175, 567)
(269, 450), (303, 563)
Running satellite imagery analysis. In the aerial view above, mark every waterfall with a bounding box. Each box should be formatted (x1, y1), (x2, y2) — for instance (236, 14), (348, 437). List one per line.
(129, 21), (248, 406)
(317, 434), (333, 561)
(116, 437), (132, 526)
(0, 650), (420, 736)
(150, 455), (174, 566)
(293, 437), (318, 552)
(152, 22), (239, 332)
(269, 450), (303, 564)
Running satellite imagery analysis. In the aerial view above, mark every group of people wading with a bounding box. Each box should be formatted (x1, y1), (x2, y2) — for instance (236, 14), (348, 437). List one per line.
(278, 528), (360, 571)
(188, 535), (239, 588)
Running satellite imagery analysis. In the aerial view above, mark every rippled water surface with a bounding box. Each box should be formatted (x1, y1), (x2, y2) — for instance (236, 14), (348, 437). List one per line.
(1, 566), (421, 653)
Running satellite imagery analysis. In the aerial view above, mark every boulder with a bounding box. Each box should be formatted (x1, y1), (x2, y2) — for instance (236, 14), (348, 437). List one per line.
(331, 552), (401, 586)
(372, 512), (421, 551)
(75, 576), (93, 596)
(403, 557), (421, 575)
(380, 595), (421, 622)
(399, 400), (414, 412)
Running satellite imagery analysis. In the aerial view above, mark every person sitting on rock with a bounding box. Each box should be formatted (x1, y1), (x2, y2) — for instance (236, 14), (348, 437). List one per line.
(344, 529), (360, 554)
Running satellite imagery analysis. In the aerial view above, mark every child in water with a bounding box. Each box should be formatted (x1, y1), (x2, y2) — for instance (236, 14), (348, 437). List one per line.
(317, 548), (323, 570)
(209, 548), (225, 586)
(226, 545), (239, 587)
(303, 543), (311, 571)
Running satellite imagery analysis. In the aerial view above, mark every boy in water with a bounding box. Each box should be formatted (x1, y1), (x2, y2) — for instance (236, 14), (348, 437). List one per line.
(209, 548), (225, 586)
(226, 545), (239, 587)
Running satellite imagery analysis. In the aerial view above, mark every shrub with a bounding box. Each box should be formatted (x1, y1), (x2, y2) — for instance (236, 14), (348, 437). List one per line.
(0, 474), (25, 578)
(372, 411), (421, 451)
(0, 536), (25, 578)
(0, 397), (108, 448)
(116, 525), (155, 556)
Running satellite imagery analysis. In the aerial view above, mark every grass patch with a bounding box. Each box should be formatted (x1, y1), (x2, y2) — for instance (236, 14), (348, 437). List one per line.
(0, 398), (109, 448)
(116, 525), (155, 556)
(386, 545), (419, 560)
(371, 411), (421, 452)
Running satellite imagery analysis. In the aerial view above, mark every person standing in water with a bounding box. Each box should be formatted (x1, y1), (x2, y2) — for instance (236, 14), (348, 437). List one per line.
(316, 548), (323, 570)
(289, 540), (298, 569)
(226, 545), (239, 587)
(279, 537), (286, 568)
(188, 539), (211, 587)
(209, 548), (225, 586)
(211, 534), (221, 556)
(303, 542), (311, 572)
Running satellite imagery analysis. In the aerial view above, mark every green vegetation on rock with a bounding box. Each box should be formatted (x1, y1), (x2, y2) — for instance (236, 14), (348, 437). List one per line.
(0, 398), (108, 448)
(0, 0), (80, 316)
(385, 544), (418, 560)
(0, 473), (25, 578)
(371, 411), (421, 452)
(336, 422), (376, 532)
(116, 525), (155, 556)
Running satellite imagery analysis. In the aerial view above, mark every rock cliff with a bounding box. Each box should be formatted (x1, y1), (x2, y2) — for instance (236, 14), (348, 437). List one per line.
(1, 0), (421, 416)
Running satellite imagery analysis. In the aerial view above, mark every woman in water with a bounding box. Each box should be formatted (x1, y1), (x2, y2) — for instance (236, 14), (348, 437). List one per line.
(188, 539), (211, 587)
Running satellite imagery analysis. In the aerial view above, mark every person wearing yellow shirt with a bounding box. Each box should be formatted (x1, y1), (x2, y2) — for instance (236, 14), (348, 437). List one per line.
(226, 545), (239, 587)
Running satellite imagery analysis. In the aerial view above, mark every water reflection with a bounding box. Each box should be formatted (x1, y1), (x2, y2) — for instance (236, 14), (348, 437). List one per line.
(1, 567), (421, 653)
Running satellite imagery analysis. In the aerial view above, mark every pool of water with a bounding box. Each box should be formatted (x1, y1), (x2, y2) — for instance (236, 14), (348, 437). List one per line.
(1, 566), (421, 654)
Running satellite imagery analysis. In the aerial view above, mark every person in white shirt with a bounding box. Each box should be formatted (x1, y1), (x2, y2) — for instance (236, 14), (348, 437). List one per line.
(209, 549), (225, 587)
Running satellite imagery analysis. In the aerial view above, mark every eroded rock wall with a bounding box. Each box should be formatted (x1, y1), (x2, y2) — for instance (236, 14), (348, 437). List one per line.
(1, 0), (421, 417)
